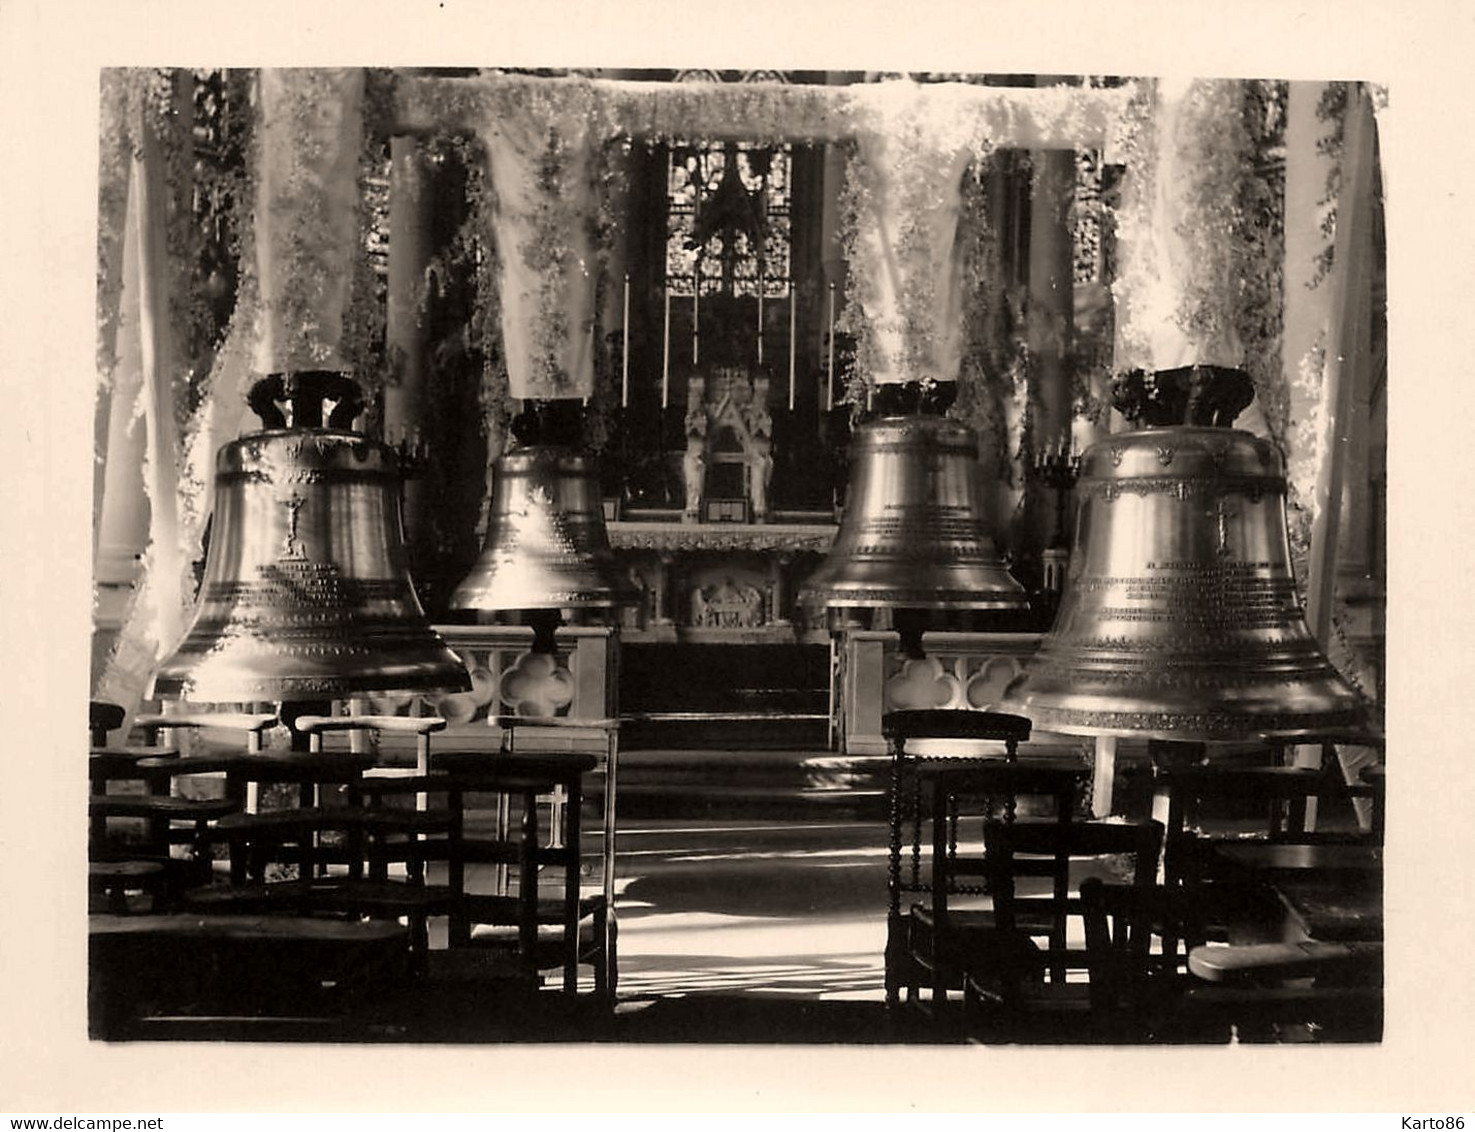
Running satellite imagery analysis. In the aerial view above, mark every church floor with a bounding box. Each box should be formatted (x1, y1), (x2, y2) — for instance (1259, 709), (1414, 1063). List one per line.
(93, 814), (932, 1044)
(93, 800), (1376, 1044)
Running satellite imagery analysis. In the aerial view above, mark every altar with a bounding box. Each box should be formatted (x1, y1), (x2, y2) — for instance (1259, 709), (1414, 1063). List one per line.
(606, 518), (835, 642)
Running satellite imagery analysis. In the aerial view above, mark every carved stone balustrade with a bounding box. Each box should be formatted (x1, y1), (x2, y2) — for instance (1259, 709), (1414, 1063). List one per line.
(345, 624), (618, 758)
(836, 629), (1090, 757)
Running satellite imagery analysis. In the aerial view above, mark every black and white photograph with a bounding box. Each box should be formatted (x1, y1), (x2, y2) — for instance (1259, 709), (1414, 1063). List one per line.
(2, 0), (1472, 1117)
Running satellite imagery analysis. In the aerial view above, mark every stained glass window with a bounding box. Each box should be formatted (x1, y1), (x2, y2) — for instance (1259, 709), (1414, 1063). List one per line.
(662, 69), (794, 302)
(665, 141), (793, 300)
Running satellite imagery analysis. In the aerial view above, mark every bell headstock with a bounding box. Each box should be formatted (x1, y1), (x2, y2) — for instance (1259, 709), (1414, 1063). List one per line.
(247, 372), (366, 430)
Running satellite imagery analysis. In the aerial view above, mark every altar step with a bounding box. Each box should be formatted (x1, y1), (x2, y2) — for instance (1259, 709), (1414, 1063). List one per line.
(619, 642), (831, 717)
(614, 641), (839, 814)
(620, 711), (829, 753)
(615, 746), (887, 820)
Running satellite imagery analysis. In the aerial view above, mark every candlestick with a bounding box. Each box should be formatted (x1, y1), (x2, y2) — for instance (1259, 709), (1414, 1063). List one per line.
(757, 290), (764, 366)
(788, 288), (796, 411)
(621, 275), (630, 408)
(662, 289), (671, 410)
(692, 280), (699, 367)
(826, 283), (836, 412)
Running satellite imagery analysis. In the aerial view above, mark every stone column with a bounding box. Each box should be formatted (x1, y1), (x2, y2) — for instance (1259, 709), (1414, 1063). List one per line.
(1026, 144), (1077, 552)
(819, 72), (853, 407)
(1283, 81), (1340, 529)
(384, 135), (433, 555)
(1282, 84), (1383, 813)
(95, 209), (151, 591)
(93, 212), (152, 687)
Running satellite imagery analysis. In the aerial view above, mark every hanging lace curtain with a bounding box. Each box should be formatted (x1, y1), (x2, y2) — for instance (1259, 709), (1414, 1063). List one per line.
(842, 82), (983, 388)
(94, 76), (190, 720)
(253, 69), (366, 374)
(480, 92), (599, 401)
(1112, 77), (1253, 374)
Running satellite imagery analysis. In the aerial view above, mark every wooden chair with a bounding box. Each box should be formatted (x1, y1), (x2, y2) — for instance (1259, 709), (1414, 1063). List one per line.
(88, 712), (267, 908)
(959, 819), (1163, 1041)
(88, 713), (434, 1034)
(176, 716), (457, 971)
(904, 759), (1089, 1015)
(431, 747), (606, 997)
(495, 715), (622, 1001)
(1077, 876), (1216, 1041)
(881, 709), (1059, 1011)
(88, 699), (179, 855)
(89, 745), (184, 906)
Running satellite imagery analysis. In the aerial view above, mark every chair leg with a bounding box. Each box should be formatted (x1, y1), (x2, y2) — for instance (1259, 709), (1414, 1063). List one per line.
(593, 905), (609, 999)
(447, 787), (470, 949)
(562, 781), (582, 995)
(593, 907), (617, 1003)
(518, 788), (540, 980)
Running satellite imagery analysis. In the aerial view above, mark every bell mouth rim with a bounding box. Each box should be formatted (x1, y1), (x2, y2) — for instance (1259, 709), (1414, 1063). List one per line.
(146, 675), (475, 702)
(1000, 693), (1367, 743)
(799, 596), (1032, 611)
(448, 599), (636, 612)
(1008, 720), (1369, 744)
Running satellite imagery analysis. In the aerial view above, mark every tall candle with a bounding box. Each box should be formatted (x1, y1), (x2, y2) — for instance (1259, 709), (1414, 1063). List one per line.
(621, 275), (630, 408)
(757, 289), (764, 366)
(788, 288), (796, 411)
(826, 283), (836, 412)
(661, 289), (671, 409)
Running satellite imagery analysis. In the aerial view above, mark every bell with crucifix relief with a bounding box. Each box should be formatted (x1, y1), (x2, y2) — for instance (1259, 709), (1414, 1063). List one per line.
(1002, 367), (1365, 742)
(148, 372), (472, 703)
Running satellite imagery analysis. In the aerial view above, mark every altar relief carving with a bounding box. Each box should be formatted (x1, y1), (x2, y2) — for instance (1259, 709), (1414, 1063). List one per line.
(691, 577), (766, 629)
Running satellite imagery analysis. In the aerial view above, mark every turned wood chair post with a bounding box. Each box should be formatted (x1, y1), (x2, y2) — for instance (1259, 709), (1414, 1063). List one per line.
(518, 783), (540, 978)
(879, 708), (1040, 1014)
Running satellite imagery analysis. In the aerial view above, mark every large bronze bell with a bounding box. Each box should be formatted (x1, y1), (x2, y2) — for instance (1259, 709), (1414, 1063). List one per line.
(801, 413), (1028, 616)
(1003, 369), (1364, 741)
(148, 373), (472, 703)
(450, 423), (639, 618)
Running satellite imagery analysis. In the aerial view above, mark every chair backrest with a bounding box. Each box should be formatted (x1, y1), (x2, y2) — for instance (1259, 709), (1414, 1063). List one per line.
(984, 819), (1164, 984)
(921, 760), (1089, 922)
(295, 714), (448, 773)
(134, 712), (279, 754)
(883, 709), (1032, 755)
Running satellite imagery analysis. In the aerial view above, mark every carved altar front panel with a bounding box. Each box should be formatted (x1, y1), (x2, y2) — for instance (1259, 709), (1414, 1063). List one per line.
(686, 566), (769, 629)
(606, 520), (834, 641)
